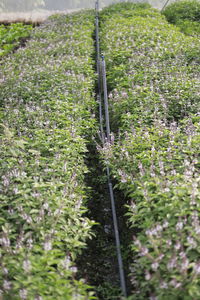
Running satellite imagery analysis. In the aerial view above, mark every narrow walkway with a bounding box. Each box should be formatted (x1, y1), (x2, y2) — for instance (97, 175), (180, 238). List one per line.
(77, 3), (132, 299)
(77, 144), (121, 299)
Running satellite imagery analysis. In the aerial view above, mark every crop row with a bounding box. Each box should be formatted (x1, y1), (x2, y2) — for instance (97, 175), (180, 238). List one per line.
(0, 23), (33, 57)
(0, 12), (97, 299)
(99, 3), (200, 299)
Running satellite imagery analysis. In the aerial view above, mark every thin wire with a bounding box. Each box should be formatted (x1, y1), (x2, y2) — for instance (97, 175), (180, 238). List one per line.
(161, 0), (171, 11)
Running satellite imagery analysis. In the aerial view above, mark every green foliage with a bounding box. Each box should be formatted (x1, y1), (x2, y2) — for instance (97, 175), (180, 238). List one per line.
(0, 23), (32, 57)
(100, 3), (200, 131)
(103, 119), (200, 299)
(99, 3), (200, 299)
(104, 119), (200, 300)
(175, 19), (200, 35)
(0, 11), (97, 299)
(163, 0), (200, 36)
(100, 2), (151, 18)
(163, 0), (200, 23)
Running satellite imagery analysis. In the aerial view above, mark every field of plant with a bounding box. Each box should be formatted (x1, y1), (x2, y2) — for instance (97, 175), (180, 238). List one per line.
(99, 2), (200, 299)
(0, 23), (33, 57)
(0, 11), (97, 299)
(162, 0), (200, 36)
(0, 1), (200, 299)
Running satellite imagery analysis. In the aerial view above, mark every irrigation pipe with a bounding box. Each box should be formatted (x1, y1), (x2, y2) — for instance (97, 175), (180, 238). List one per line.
(95, 1), (127, 297)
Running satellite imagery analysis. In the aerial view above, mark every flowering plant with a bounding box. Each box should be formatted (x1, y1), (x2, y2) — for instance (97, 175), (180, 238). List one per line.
(100, 3), (200, 299)
(0, 11), (97, 299)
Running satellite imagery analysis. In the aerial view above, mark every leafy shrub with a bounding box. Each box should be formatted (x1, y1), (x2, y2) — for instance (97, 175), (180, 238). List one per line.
(99, 3), (200, 299)
(174, 19), (200, 35)
(0, 11), (97, 299)
(100, 2), (152, 18)
(0, 23), (32, 57)
(162, 0), (200, 36)
(163, 0), (200, 23)
(100, 3), (200, 131)
(102, 118), (200, 300)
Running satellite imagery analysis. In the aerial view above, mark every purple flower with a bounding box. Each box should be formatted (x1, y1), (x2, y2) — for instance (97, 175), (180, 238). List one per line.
(170, 279), (181, 289)
(140, 247), (149, 256)
(193, 262), (200, 275)
(44, 240), (52, 251)
(176, 220), (183, 231)
(23, 259), (31, 272)
(3, 280), (11, 291)
(160, 281), (168, 289)
(167, 257), (177, 270)
(145, 271), (151, 280)
(151, 262), (159, 271)
(20, 289), (27, 300)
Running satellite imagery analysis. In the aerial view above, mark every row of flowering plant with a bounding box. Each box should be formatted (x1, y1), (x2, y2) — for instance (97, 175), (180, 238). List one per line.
(0, 11), (97, 299)
(99, 3), (200, 299)
(0, 23), (33, 57)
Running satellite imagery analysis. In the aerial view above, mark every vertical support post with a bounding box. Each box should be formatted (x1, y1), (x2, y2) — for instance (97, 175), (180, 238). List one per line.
(161, 0), (170, 11)
(96, 0), (99, 13)
(101, 56), (127, 298)
(95, 1), (104, 141)
(101, 56), (111, 142)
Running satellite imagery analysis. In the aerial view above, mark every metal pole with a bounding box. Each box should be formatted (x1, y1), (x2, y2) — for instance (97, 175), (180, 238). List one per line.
(161, 0), (170, 11)
(95, 1), (98, 16)
(101, 56), (127, 298)
(95, 3), (104, 142)
(96, 0), (99, 13)
(96, 17), (100, 61)
(101, 56), (111, 142)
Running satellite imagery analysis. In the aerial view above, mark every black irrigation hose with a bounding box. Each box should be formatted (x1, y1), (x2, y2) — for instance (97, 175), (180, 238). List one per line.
(95, 1), (127, 297)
